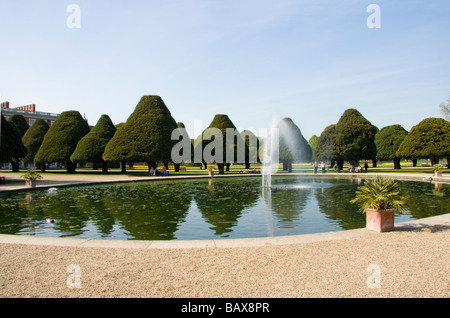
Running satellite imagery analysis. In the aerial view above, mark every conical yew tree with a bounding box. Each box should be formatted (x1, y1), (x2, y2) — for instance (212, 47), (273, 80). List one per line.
(34, 111), (90, 173)
(195, 114), (243, 174)
(103, 95), (178, 172)
(0, 114), (27, 171)
(334, 108), (378, 167)
(375, 124), (408, 169)
(71, 114), (117, 173)
(22, 119), (50, 171)
(6, 114), (29, 172)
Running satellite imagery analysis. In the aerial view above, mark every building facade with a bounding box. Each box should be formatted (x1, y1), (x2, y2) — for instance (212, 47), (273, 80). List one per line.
(1, 101), (60, 126)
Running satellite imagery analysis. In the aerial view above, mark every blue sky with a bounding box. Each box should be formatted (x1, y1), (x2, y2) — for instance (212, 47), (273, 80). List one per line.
(1, 0), (449, 140)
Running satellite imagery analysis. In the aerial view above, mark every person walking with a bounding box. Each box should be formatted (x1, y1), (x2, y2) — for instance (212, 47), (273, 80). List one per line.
(321, 162), (326, 174)
(313, 161), (318, 174)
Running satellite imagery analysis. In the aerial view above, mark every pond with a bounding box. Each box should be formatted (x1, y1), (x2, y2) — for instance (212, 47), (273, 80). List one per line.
(0, 176), (448, 240)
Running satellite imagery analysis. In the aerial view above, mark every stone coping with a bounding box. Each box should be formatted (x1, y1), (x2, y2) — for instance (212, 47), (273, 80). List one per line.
(0, 213), (448, 249)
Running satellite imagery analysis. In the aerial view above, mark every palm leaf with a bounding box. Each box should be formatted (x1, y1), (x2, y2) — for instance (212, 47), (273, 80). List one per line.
(350, 177), (407, 212)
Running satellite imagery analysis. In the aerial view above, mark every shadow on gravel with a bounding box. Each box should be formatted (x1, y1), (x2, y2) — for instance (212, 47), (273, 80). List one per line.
(395, 223), (450, 233)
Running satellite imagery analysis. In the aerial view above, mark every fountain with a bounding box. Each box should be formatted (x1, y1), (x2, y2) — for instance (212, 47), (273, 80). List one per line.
(262, 114), (304, 188)
(262, 115), (281, 188)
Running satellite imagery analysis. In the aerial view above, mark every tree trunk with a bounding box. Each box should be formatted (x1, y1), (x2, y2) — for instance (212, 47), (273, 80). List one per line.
(412, 159), (417, 167)
(226, 163), (230, 172)
(174, 163), (180, 172)
(393, 158), (401, 170)
(430, 157), (439, 166)
(216, 163), (225, 174)
(66, 160), (76, 174)
(102, 160), (108, 174)
(92, 162), (98, 170)
(337, 160), (344, 172)
(11, 161), (20, 172)
(245, 161), (250, 169)
(39, 162), (46, 173)
(447, 158), (450, 169)
(372, 159), (377, 168)
(121, 162), (126, 173)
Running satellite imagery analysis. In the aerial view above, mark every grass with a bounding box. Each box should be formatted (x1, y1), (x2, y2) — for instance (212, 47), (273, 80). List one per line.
(1, 160), (448, 184)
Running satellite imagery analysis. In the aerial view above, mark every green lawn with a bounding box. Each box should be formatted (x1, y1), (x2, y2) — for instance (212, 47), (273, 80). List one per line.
(1, 160), (448, 184)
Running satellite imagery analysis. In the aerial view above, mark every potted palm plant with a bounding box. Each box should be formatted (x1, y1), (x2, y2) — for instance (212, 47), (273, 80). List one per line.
(432, 164), (445, 177)
(351, 177), (407, 232)
(21, 169), (43, 188)
(208, 166), (215, 177)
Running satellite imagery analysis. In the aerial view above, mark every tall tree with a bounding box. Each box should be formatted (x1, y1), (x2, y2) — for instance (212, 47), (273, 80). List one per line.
(396, 118), (450, 166)
(308, 134), (319, 161)
(195, 114), (243, 174)
(334, 108), (378, 167)
(21, 119), (50, 172)
(8, 114), (29, 136)
(375, 124), (408, 169)
(277, 118), (312, 172)
(103, 95), (178, 172)
(71, 115), (117, 174)
(6, 114), (29, 172)
(240, 129), (260, 169)
(315, 124), (338, 167)
(34, 111), (90, 173)
(0, 115), (27, 171)
(171, 122), (193, 172)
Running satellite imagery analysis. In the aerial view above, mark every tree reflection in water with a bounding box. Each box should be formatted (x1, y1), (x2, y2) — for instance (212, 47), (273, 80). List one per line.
(0, 177), (447, 240)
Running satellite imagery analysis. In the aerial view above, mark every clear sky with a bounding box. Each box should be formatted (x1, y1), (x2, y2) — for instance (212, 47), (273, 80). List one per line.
(1, 0), (449, 140)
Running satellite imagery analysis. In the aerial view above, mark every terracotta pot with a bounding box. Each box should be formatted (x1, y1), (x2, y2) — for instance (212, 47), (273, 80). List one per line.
(208, 170), (214, 177)
(25, 180), (37, 188)
(434, 171), (443, 177)
(365, 208), (396, 232)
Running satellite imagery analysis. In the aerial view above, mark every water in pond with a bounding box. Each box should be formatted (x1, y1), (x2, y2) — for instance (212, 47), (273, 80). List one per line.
(0, 176), (448, 240)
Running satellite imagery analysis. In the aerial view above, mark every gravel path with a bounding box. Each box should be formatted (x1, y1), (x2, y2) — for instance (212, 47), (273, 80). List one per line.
(1, 172), (449, 299)
(1, 223), (448, 298)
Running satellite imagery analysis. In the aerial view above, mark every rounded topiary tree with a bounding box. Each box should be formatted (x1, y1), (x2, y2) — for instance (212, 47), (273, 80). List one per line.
(396, 118), (450, 166)
(34, 111), (90, 173)
(21, 119), (50, 171)
(315, 124), (338, 167)
(71, 114), (117, 173)
(0, 115), (27, 171)
(103, 95), (179, 172)
(335, 108), (378, 167)
(375, 124), (408, 169)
